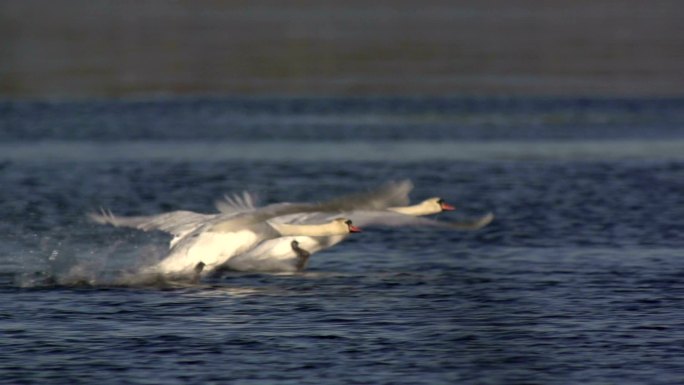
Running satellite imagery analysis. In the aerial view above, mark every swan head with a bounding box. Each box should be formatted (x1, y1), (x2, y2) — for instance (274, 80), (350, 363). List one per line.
(334, 218), (362, 233)
(423, 197), (456, 213)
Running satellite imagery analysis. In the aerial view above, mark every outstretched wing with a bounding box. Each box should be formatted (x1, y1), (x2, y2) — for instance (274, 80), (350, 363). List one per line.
(88, 209), (217, 238)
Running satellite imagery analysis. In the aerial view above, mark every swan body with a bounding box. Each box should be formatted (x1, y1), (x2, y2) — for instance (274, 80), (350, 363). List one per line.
(158, 228), (260, 275)
(224, 232), (346, 272)
(152, 218), (359, 276)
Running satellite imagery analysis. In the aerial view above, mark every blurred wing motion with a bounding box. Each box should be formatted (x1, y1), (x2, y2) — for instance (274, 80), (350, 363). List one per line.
(312, 179), (413, 212)
(215, 179), (413, 215)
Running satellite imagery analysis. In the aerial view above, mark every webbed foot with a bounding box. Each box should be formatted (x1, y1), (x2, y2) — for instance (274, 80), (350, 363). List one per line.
(191, 261), (205, 283)
(291, 240), (311, 271)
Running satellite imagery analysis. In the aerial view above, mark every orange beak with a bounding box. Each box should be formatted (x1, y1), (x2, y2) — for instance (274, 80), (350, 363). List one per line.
(349, 225), (362, 233)
(441, 202), (456, 211)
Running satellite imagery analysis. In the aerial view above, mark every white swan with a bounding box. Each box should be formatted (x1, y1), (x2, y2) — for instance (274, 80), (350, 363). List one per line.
(89, 180), (412, 275)
(151, 217), (360, 276)
(89, 180), (493, 274)
(221, 196), (481, 272)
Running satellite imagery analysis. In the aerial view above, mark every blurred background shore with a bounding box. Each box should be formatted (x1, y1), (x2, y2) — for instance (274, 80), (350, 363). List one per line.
(1, 0), (683, 99)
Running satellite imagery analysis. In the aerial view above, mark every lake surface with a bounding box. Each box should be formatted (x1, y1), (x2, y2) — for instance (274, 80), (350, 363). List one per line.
(1, 96), (684, 384)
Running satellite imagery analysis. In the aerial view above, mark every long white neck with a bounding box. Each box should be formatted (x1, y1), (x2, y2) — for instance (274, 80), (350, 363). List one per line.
(387, 201), (439, 216)
(270, 222), (347, 237)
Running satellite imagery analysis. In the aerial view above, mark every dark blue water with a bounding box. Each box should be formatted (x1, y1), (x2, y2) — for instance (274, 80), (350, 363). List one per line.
(2, 97), (684, 384)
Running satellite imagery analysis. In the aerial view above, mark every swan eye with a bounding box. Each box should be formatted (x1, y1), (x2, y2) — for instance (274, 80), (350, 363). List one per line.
(437, 199), (444, 204)
(345, 220), (352, 226)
